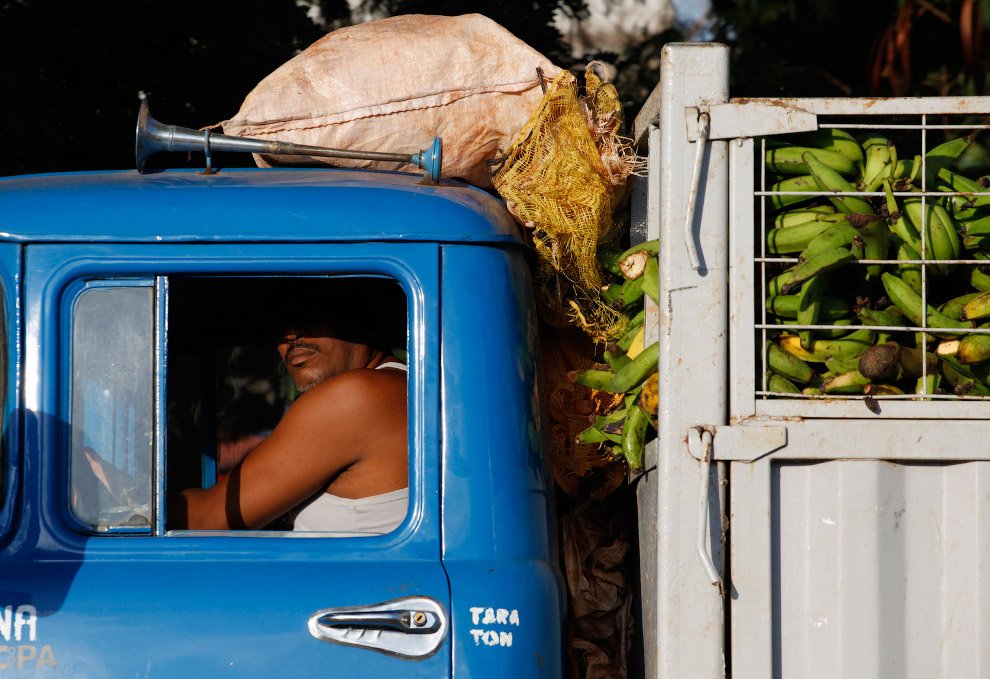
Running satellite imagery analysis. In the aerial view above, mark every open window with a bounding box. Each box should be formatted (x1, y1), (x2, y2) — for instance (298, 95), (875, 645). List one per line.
(67, 274), (408, 536)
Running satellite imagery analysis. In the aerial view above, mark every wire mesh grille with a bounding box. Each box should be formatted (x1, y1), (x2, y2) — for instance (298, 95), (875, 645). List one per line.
(752, 107), (990, 412)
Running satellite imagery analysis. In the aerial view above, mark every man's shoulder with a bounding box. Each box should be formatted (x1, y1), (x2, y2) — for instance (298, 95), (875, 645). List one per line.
(295, 366), (406, 411)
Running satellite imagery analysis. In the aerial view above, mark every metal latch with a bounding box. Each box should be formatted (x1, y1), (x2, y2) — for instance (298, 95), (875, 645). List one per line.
(685, 101), (818, 142)
(682, 101), (817, 272)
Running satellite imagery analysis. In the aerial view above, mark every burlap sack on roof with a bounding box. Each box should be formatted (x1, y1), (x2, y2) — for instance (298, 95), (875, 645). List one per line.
(223, 14), (561, 189)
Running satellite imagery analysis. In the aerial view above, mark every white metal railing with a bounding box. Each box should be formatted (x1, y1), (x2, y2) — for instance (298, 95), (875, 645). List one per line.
(724, 98), (990, 420)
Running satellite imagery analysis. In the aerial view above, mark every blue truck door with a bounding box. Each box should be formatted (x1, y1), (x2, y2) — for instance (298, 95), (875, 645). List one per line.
(1, 242), (449, 678)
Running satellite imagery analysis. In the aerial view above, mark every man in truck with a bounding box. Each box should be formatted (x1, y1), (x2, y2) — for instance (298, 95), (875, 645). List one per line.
(166, 287), (410, 533)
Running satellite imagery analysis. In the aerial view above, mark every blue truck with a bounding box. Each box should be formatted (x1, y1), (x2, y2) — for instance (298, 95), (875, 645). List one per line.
(0, 164), (564, 676)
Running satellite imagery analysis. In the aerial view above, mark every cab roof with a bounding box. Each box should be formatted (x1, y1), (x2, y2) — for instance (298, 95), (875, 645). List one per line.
(0, 168), (523, 245)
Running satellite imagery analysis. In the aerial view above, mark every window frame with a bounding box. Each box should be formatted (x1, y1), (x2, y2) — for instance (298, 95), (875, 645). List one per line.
(61, 277), (157, 535)
(38, 243), (438, 552)
(0, 246), (12, 535)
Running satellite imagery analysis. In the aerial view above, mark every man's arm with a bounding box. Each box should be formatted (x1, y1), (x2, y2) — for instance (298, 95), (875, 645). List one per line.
(168, 368), (407, 530)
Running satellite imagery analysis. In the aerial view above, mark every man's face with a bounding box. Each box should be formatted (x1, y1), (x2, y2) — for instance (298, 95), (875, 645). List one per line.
(276, 322), (362, 392)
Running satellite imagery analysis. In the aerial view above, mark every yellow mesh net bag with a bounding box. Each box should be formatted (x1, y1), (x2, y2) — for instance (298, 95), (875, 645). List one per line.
(491, 63), (642, 344)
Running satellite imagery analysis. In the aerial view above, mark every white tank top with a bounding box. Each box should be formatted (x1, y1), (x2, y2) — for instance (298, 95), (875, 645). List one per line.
(290, 360), (408, 534)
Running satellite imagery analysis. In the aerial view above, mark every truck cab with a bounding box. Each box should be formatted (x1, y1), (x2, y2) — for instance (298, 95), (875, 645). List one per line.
(0, 168), (563, 677)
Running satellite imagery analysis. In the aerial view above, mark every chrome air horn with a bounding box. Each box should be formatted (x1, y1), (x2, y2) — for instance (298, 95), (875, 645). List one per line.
(134, 99), (443, 182)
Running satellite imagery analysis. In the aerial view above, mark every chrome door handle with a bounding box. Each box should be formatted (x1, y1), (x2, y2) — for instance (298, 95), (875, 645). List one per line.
(308, 596), (448, 660)
(318, 609), (441, 634)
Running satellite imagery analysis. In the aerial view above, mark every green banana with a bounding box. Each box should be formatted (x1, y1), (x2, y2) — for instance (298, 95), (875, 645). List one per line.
(779, 246), (856, 295)
(955, 333), (990, 365)
(939, 292), (982, 321)
(768, 342), (815, 384)
(789, 128), (864, 170)
(958, 211), (990, 236)
(570, 368), (617, 391)
(857, 306), (905, 327)
(964, 235), (990, 251)
(619, 239), (659, 259)
(816, 317), (856, 339)
(621, 405), (649, 469)
(641, 256), (659, 304)
(575, 425), (621, 445)
(616, 313), (645, 351)
(611, 275), (644, 311)
(596, 242), (625, 276)
(924, 135), (973, 191)
(766, 146), (858, 177)
(605, 344), (632, 372)
(767, 294), (849, 319)
(884, 180), (922, 254)
(768, 374), (801, 394)
(961, 291), (990, 321)
(822, 369), (871, 394)
(825, 354), (862, 375)
(941, 358), (990, 395)
(767, 218), (843, 254)
(937, 349), (990, 384)
(804, 151), (876, 215)
(902, 198), (960, 275)
(881, 272), (973, 334)
(890, 235), (923, 294)
(778, 328), (876, 362)
(769, 175), (820, 211)
(593, 407), (630, 426)
(962, 265), (990, 293)
(800, 223), (860, 260)
(915, 373), (942, 397)
(610, 341), (658, 393)
(937, 168), (990, 218)
(858, 133), (892, 192)
(773, 206), (838, 228)
(796, 272), (829, 349)
(856, 216), (890, 279)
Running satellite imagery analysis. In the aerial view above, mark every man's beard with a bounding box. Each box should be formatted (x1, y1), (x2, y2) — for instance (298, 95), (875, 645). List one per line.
(295, 367), (333, 393)
(286, 340), (334, 392)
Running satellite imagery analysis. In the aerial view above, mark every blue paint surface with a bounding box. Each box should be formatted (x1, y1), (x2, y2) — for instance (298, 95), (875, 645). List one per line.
(0, 169), (562, 678)
(0, 169), (522, 245)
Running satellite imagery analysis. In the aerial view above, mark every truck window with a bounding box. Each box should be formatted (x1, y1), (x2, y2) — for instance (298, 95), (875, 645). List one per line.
(66, 275), (408, 536)
(69, 284), (154, 532)
(165, 275), (408, 534)
(0, 284), (6, 516)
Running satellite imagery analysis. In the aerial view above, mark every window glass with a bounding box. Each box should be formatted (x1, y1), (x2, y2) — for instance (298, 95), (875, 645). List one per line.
(166, 276), (408, 535)
(0, 284), (6, 513)
(69, 286), (154, 532)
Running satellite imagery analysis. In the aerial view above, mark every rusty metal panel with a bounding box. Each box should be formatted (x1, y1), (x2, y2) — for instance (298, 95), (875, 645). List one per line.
(769, 459), (990, 679)
(730, 96), (990, 116)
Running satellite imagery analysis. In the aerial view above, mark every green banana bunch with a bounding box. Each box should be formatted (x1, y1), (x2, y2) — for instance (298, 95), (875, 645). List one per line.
(765, 146), (858, 177)
(804, 151), (875, 215)
(881, 272), (972, 335)
(901, 198), (960, 276)
(757, 129), (990, 403)
(767, 294), (849, 319)
(858, 133), (894, 193)
(778, 328), (875, 362)
(789, 129), (864, 170)
(924, 135), (973, 191)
